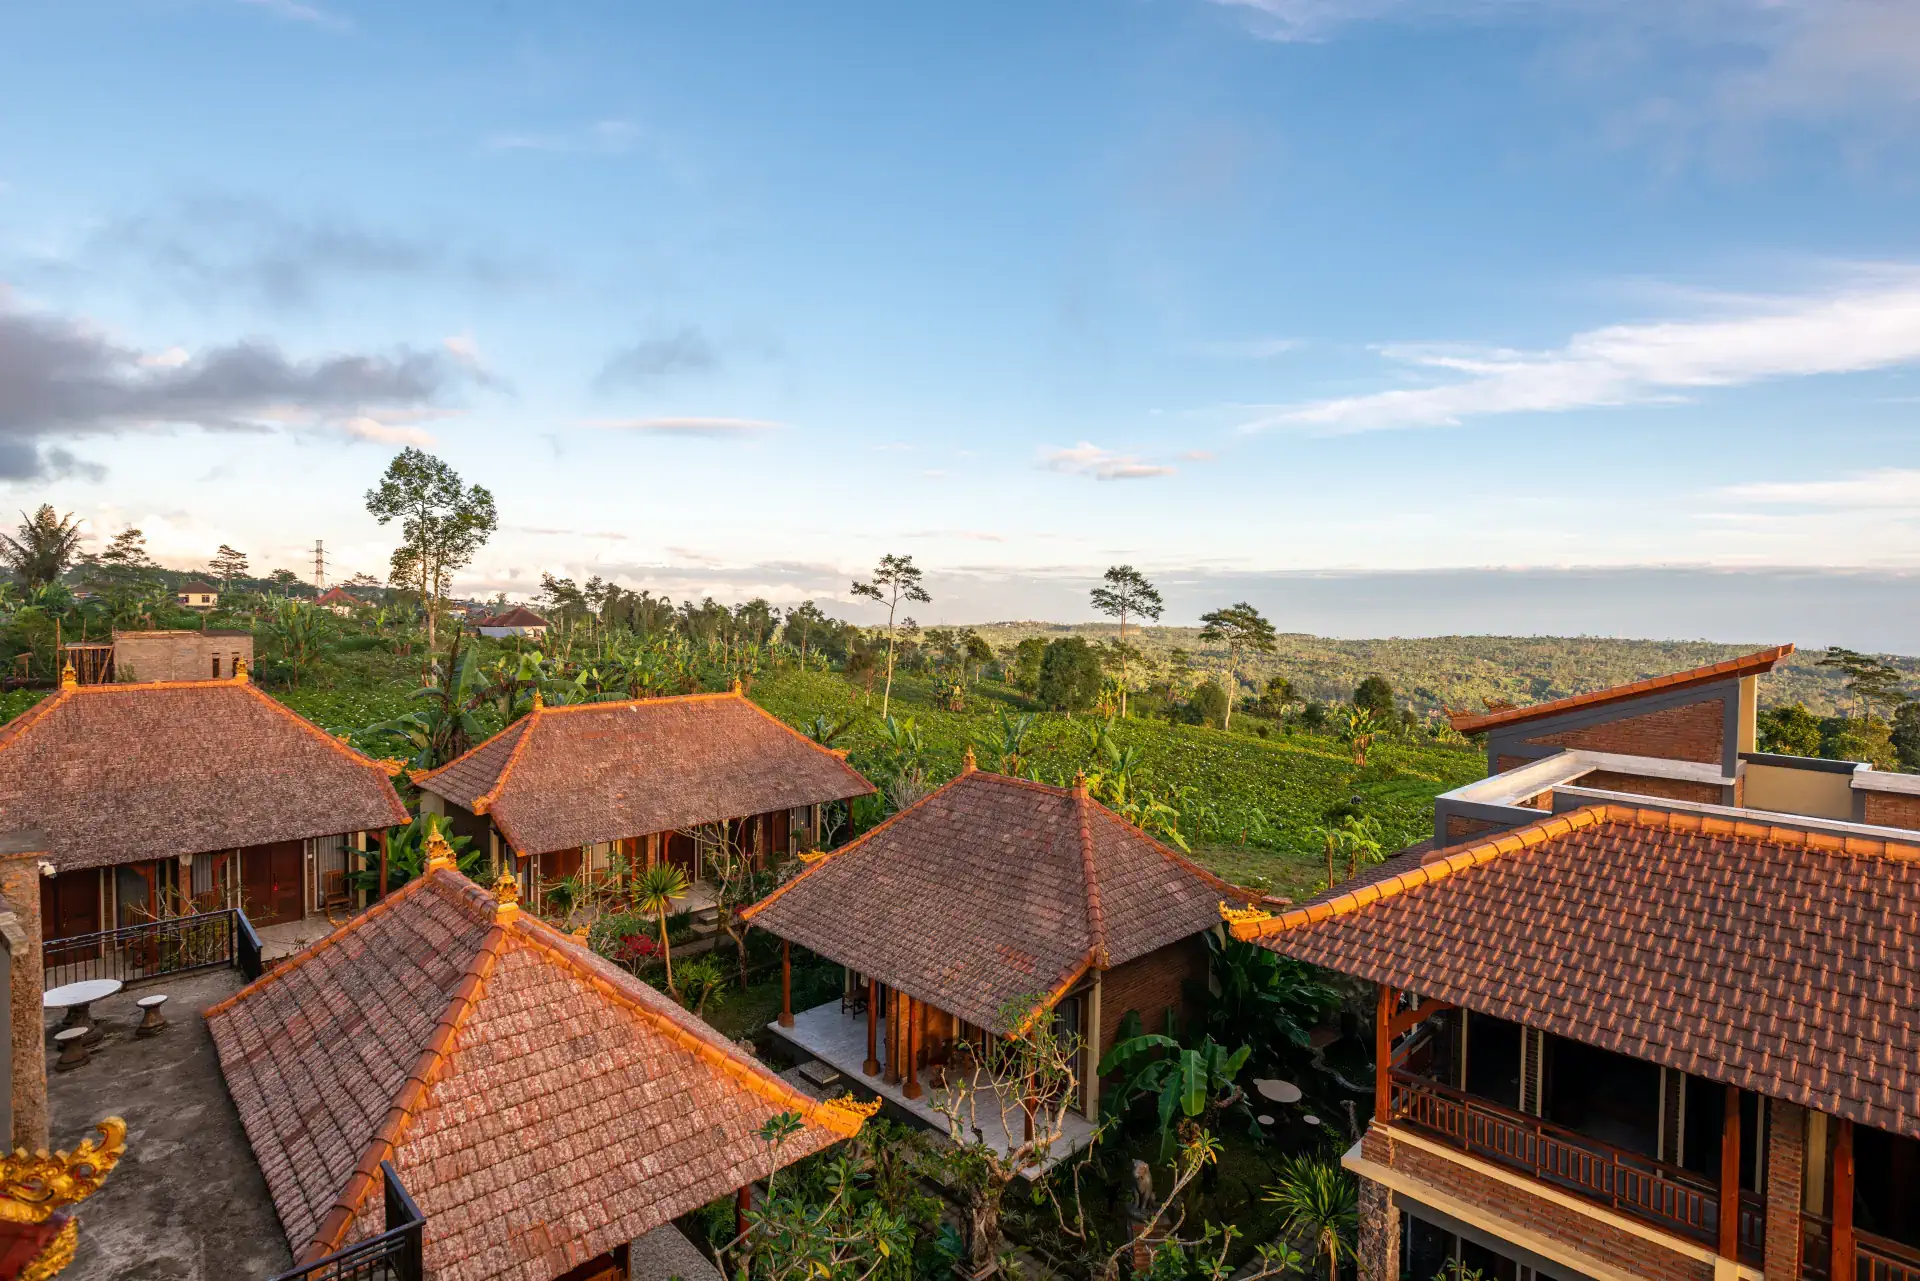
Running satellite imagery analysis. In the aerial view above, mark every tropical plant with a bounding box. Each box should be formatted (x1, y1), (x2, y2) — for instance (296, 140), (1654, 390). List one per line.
(348, 814), (480, 895)
(977, 708), (1037, 778)
(1037, 636), (1103, 712)
(1190, 932), (1339, 1073)
(1090, 565), (1164, 718)
(1337, 704), (1387, 766)
(674, 954), (729, 1015)
(365, 447), (499, 662)
(358, 631), (488, 770)
(80, 527), (166, 626)
(0, 506), (83, 590)
(1197, 602), (1278, 731)
(634, 862), (690, 995)
(1098, 1028), (1252, 1156)
(848, 554), (929, 720)
(262, 597), (332, 686)
(1264, 1155), (1358, 1281)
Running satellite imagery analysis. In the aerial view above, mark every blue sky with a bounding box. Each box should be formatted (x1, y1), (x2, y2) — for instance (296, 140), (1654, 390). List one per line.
(4, 0), (1920, 641)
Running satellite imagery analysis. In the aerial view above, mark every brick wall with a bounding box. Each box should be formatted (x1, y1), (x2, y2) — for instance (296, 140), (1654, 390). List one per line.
(1861, 791), (1920, 830)
(1526, 697), (1724, 765)
(1445, 815), (1502, 842)
(1098, 933), (1207, 1057)
(1578, 771), (1726, 806)
(1494, 754), (1534, 775)
(1765, 1101), (1805, 1281)
(1359, 1126), (1715, 1281)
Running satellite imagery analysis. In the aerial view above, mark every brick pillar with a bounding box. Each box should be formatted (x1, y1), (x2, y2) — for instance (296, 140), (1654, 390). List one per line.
(1357, 1173), (1400, 1281)
(0, 846), (47, 1151)
(1765, 1100), (1805, 1281)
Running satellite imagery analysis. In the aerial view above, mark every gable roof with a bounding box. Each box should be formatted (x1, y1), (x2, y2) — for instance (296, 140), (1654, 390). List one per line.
(1447, 644), (1794, 734)
(1233, 803), (1920, 1141)
(413, 691), (874, 855)
(474, 607), (548, 628)
(314, 587), (358, 606)
(744, 767), (1259, 1032)
(209, 865), (866, 1281)
(176, 580), (219, 595)
(0, 674), (408, 871)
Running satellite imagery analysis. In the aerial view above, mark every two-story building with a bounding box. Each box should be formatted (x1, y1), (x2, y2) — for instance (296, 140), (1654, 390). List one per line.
(1229, 645), (1920, 1281)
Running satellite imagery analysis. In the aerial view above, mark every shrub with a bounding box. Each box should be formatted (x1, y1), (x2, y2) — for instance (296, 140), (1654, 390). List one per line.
(1036, 637), (1101, 711)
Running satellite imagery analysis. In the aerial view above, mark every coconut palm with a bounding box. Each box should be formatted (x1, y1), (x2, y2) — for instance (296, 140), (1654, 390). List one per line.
(0, 506), (83, 591)
(1265, 1155), (1358, 1281)
(634, 862), (690, 994)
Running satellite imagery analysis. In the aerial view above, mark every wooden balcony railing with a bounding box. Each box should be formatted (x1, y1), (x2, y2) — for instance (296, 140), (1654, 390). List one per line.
(1802, 1215), (1920, 1281)
(43, 908), (264, 991)
(1389, 1069), (1763, 1264)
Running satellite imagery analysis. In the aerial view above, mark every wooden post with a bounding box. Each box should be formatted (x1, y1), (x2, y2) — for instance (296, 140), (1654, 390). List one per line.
(885, 989), (903, 1084)
(735, 1183), (751, 1240)
(779, 940), (793, 1028)
(903, 997), (922, 1100)
(377, 828), (390, 900)
(1832, 1118), (1854, 1281)
(1374, 983), (1393, 1126)
(1719, 1085), (1742, 1260)
(864, 977), (880, 1076)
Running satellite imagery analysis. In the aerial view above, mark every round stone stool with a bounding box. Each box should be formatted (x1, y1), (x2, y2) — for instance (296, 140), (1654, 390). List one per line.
(135, 994), (169, 1038)
(54, 1027), (91, 1072)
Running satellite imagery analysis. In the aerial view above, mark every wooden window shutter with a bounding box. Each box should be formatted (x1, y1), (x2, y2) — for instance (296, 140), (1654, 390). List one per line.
(1519, 1028), (1546, 1116)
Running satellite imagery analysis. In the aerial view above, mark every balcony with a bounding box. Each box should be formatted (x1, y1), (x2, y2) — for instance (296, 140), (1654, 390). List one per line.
(1802, 1214), (1920, 1281)
(1388, 1069), (1763, 1265)
(43, 907), (264, 991)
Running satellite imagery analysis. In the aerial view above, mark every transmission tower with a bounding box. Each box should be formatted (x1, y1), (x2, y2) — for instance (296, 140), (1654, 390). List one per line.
(313, 539), (327, 591)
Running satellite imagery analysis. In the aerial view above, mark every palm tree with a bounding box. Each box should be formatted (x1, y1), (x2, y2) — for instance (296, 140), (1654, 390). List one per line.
(0, 507), (83, 591)
(634, 862), (690, 995)
(1265, 1155), (1357, 1281)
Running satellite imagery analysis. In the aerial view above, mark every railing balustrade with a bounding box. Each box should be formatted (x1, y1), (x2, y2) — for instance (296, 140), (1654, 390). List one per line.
(1389, 1069), (1763, 1264)
(42, 909), (260, 991)
(1801, 1215), (1920, 1281)
(266, 1162), (424, 1281)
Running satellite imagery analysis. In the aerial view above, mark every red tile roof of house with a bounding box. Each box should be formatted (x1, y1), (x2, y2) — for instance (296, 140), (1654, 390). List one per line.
(1233, 804), (1920, 1141)
(413, 691), (874, 856)
(744, 767), (1260, 1032)
(314, 587), (358, 606)
(176, 580), (218, 595)
(473, 606), (548, 628)
(1446, 644), (1794, 734)
(208, 865), (867, 1281)
(0, 674), (408, 871)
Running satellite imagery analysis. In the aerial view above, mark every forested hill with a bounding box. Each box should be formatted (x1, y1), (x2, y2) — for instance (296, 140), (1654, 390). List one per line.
(970, 626), (1893, 718)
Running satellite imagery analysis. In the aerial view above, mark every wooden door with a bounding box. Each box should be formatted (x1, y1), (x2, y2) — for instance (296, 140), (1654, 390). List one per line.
(666, 830), (699, 880)
(242, 841), (306, 926)
(39, 869), (101, 942)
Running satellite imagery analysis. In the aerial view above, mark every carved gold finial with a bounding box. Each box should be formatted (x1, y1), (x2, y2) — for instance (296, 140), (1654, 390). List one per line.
(570, 925), (589, 943)
(530, 688), (544, 711)
(423, 828), (457, 873)
(817, 1094), (881, 1132)
(0, 1118), (127, 1226)
(58, 663), (76, 691)
(1219, 900), (1274, 932)
(962, 745), (977, 773)
(797, 847), (829, 865)
(730, 676), (743, 695)
(232, 656), (249, 683)
(493, 869), (521, 921)
(1071, 770), (1088, 798)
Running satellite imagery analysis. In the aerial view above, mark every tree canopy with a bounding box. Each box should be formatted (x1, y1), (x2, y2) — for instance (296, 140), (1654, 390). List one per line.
(365, 448), (498, 659)
(0, 506), (83, 591)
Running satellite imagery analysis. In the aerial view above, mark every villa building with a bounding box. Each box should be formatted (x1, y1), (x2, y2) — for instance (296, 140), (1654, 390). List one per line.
(411, 687), (874, 906)
(175, 580), (220, 611)
(744, 757), (1267, 1151)
(209, 844), (871, 1281)
(472, 606), (551, 640)
(1228, 646), (1920, 1281)
(0, 664), (408, 940)
(313, 586), (360, 616)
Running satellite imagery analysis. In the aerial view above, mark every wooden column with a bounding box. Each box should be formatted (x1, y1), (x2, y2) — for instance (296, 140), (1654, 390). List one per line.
(1374, 983), (1394, 1126)
(903, 997), (923, 1100)
(376, 828), (390, 900)
(778, 940), (793, 1027)
(1719, 1085), (1742, 1259)
(1831, 1118), (1854, 1281)
(735, 1183), (751, 1240)
(885, 989), (903, 1084)
(864, 977), (880, 1076)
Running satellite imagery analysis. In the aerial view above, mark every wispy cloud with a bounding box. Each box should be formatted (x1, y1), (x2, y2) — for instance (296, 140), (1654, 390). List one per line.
(340, 416), (435, 447)
(594, 328), (715, 391)
(485, 120), (641, 155)
(1719, 468), (1920, 509)
(1243, 268), (1920, 433)
(1041, 442), (1178, 481)
(587, 416), (785, 438)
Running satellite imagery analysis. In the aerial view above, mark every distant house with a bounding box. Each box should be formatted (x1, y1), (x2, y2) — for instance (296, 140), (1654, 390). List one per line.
(472, 605), (550, 639)
(313, 587), (359, 616)
(176, 580), (219, 610)
(111, 629), (253, 683)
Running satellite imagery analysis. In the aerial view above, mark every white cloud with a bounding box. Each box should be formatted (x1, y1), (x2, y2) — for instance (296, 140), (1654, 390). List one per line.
(340, 416), (435, 447)
(1245, 269), (1920, 433)
(1719, 469), (1920, 509)
(1041, 442), (1178, 481)
(587, 416), (784, 438)
(136, 346), (190, 369)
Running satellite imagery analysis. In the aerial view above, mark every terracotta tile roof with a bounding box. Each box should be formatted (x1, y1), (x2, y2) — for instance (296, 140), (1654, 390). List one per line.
(210, 867), (863, 1281)
(1446, 644), (1794, 734)
(744, 768), (1259, 1032)
(473, 607), (548, 628)
(1235, 804), (1920, 1141)
(314, 588), (358, 606)
(413, 692), (874, 856)
(177, 580), (218, 594)
(0, 676), (409, 871)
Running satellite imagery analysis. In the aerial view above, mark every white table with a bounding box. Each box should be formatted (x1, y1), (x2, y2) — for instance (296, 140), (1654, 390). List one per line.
(44, 978), (122, 1045)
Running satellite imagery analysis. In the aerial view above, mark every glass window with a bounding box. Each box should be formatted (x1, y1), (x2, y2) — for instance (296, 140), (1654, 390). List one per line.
(1464, 1012), (1523, 1110)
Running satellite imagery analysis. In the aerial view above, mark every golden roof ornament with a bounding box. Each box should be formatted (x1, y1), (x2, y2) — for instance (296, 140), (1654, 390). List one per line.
(962, 745), (977, 773)
(817, 1095), (881, 1128)
(232, 656), (249, 683)
(797, 847), (829, 865)
(730, 676), (743, 695)
(423, 828), (458, 873)
(0, 1117), (126, 1227)
(530, 688), (544, 711)
(58, 663), (76, 692)
(570, 925), (589, 943)
(1218, 900), (1274, 931)
(493, 869), (521, 921)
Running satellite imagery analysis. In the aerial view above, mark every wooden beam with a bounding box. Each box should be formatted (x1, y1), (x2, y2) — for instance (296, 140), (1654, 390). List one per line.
(903, 996), (923, 1100)
(778, 940), (793, 1028)
(1374, 983), (1393, 1126)
(1718, 1084), (1741, 1260)
(1832, 1117), (1854, 1281)
(1389, 997), (1453, 1039)
(376, 828), (389, 900)
(863, 977), (879, 1076)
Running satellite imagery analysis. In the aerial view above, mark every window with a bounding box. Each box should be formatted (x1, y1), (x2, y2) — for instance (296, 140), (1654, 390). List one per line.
(211, 654), (222, 679)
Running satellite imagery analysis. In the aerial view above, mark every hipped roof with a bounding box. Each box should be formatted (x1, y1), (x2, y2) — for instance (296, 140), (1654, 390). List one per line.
(745, 767), (1259, 1032)
(1447, 644), (1794, 734)
(0, 675), (408, 871)
(474, 607), (549, 628)
(413, 691), (873, 856)
(1236, 804), (1920, 1141)
(209, 866), (865, 1281)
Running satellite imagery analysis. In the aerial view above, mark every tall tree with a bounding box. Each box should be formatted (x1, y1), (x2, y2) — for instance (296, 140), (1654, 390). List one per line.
(849, 553), (929, 719)
(1818, 646), (1906, 721)
(781, 600), (828, 668)
(365, 448), (498, 662)
(80, 527), (164, 625)
(1089, 565), (1163, 718)
(0, 506), (83, 591)
(208, 543), (249, 591)
(1198, 601), (1277, 732)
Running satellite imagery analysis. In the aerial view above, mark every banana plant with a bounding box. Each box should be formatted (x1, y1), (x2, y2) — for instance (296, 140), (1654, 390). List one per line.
(1099, 1026), (1254, 1156)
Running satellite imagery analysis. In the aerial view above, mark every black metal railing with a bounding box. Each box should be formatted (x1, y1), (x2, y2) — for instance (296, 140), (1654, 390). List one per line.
(43, 909), (264, 991)
(267, 1162), (424, 1281)
(1390, 1069), (1764, 1264)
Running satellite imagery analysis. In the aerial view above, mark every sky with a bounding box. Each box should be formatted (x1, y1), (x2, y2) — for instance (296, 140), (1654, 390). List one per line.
(3, 0), (1920, 645)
